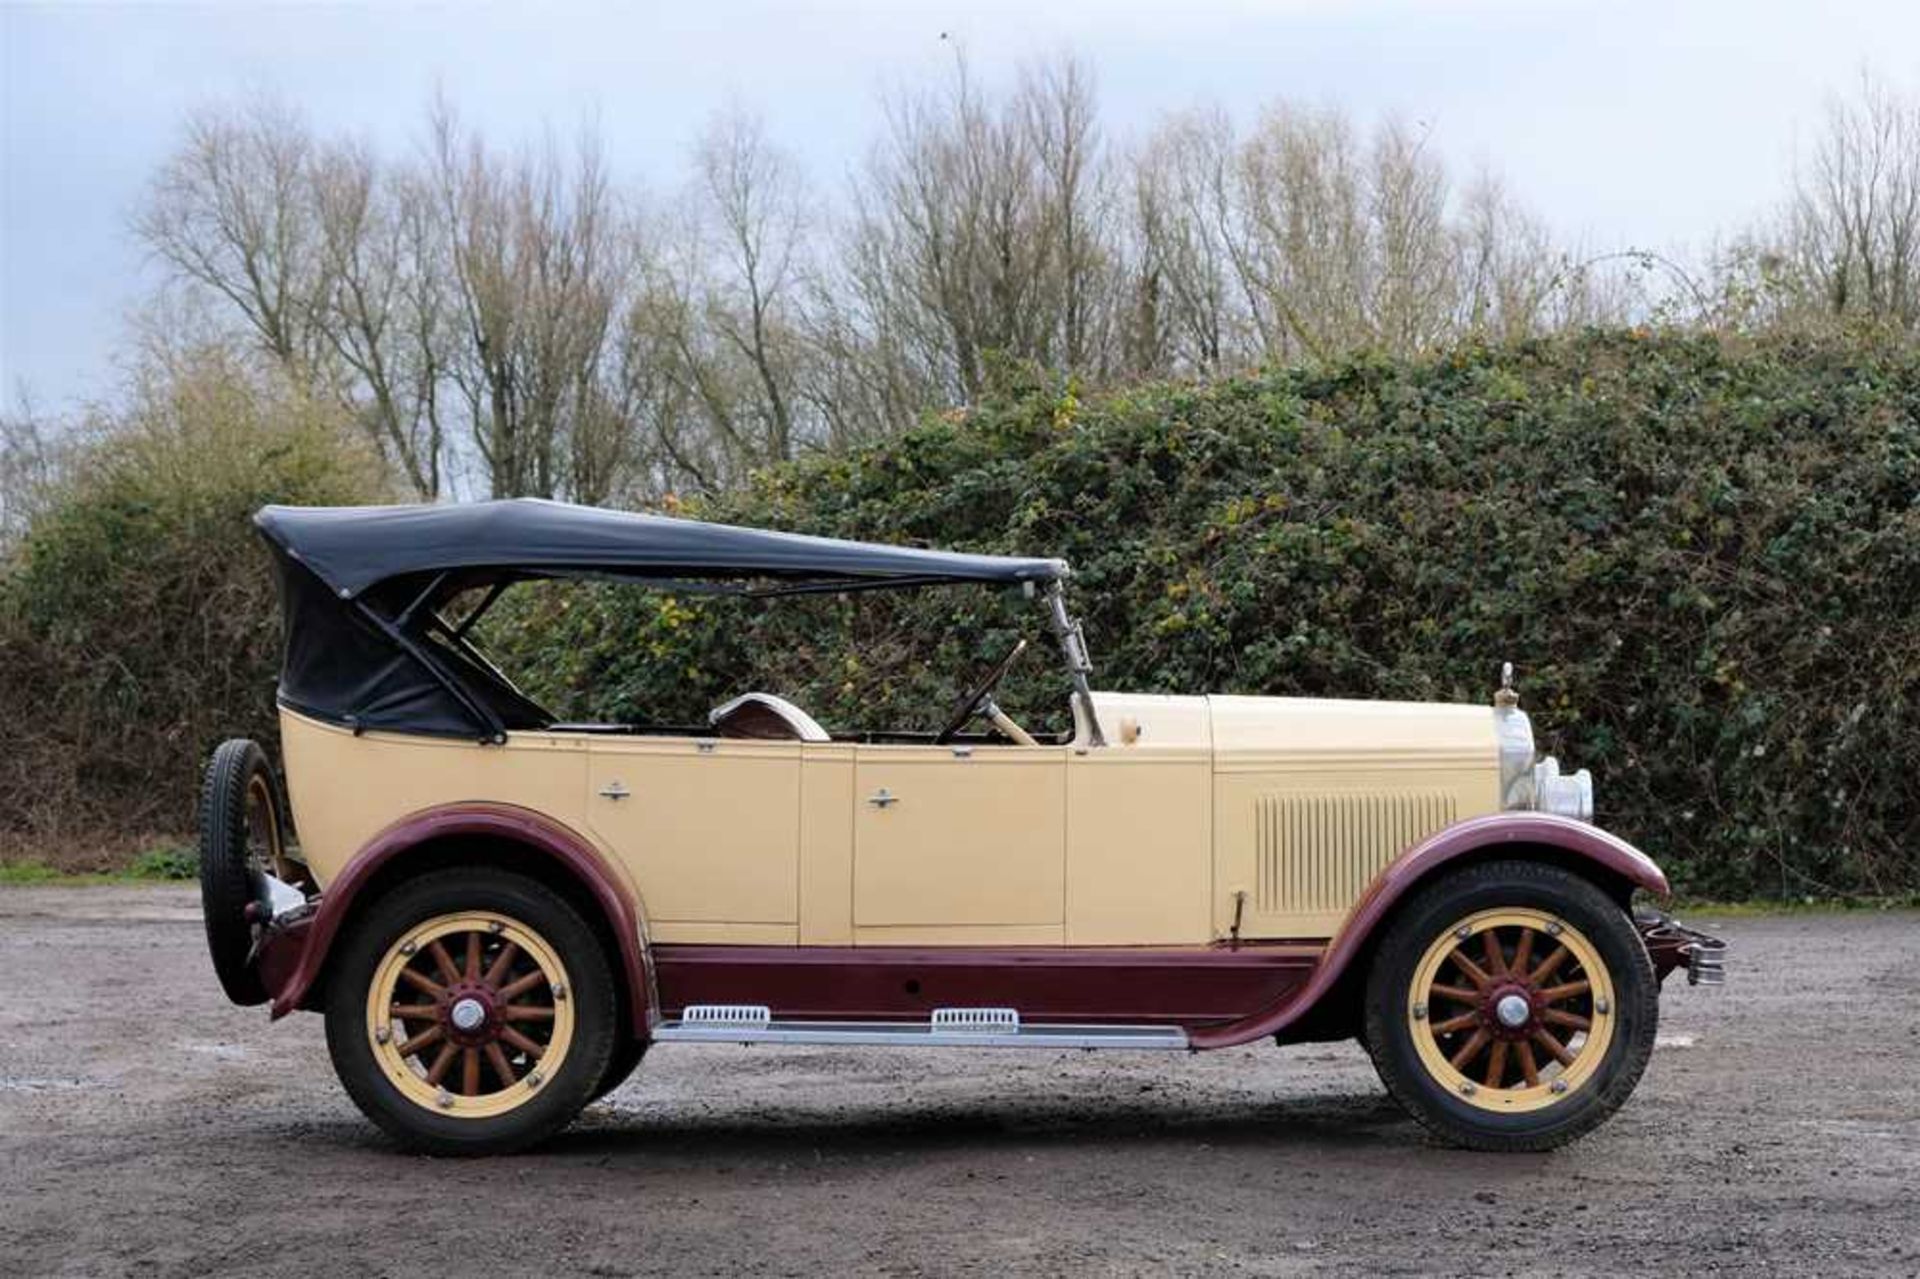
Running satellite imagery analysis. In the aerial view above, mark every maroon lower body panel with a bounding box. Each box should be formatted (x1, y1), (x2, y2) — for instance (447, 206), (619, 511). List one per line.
(650, 943), (1322, 1030)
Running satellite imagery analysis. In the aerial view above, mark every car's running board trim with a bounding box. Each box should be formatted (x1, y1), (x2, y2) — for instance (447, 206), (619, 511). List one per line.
(652, 1009), (1190, 1050)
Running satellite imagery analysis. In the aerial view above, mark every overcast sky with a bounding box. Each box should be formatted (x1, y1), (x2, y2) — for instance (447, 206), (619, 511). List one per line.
(4, 0), (1918, 410)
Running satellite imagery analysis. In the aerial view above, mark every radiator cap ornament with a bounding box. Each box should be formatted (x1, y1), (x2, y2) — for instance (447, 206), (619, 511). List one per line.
(1495, 661), (1519, 709)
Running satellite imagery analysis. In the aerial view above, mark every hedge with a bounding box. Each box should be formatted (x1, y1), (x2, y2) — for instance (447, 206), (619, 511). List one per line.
(486, 331), (1919, 898)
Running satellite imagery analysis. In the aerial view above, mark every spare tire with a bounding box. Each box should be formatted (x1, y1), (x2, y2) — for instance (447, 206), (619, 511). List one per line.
(198, 739), (288, 1006)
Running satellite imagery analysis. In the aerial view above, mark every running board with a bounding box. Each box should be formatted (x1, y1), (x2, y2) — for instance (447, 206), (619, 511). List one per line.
(652, 1004), (1189, 1050)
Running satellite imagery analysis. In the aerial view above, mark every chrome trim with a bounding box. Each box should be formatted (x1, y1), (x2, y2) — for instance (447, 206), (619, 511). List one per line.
(1688, 940), (1728, 987)
(1495, 704), (1536, 809)
(651, 1016), (1189, 1050)
(1043, 581), (1105, 747)
(1531, 756), (1593, 822)
(681, 1004), (773, 1029)
(263, 872), (308, 921)
(930, 1006), (1018, 1032)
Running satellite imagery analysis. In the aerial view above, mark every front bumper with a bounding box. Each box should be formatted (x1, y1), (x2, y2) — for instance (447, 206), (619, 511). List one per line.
(1636, 911), (1728, 986)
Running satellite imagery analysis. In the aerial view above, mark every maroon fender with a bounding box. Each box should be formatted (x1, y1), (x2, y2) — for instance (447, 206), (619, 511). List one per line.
(265, 803), (652, 1035)
(1187, 812), (1670, 1050)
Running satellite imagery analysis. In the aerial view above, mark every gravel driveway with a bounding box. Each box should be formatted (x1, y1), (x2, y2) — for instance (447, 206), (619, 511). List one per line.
(2, 886), (1915, 1276)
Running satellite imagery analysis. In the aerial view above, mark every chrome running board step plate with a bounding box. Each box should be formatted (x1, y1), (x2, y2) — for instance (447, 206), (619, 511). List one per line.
(654, 1004), (1188, 1050)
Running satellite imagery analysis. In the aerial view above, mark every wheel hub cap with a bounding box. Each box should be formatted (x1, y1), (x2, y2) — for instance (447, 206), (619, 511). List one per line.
(1494, 993), (1531, 1029)
(449, 997), (487, 1032)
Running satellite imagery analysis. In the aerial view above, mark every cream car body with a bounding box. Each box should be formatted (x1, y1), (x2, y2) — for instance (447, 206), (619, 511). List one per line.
(284, 692), (1518, 947)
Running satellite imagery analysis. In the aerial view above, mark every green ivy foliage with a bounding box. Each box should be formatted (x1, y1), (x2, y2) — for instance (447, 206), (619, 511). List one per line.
(485, 331), (1919, 898)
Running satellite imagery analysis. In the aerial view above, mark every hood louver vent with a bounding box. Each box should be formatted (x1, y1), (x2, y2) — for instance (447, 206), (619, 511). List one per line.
(1254, 791), (1458, 927)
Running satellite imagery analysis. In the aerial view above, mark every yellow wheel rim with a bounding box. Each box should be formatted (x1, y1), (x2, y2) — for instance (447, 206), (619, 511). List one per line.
(243, 773), (293, 882)
(365, 911), (576, 1120)
(1407, 908), (1616, 1115)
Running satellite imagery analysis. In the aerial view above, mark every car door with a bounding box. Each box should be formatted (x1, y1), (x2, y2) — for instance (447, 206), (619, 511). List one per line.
(850, 743), (1067, 943)
(586, 735), (802, 940)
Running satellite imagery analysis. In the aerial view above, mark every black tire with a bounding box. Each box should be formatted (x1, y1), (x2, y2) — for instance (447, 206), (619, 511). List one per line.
(197, 739), (283, 1006)
(591, 1037), (649, 1104)
(324, 867), (617, 1156)
(1363, 860), (1658, 1152)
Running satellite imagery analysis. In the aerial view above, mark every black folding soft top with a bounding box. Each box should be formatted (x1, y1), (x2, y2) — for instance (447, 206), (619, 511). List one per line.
(255, 499), (1069, 741)
(256, 498), (1067, 599)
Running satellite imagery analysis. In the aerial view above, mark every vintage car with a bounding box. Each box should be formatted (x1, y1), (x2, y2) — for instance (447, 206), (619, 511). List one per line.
(198, 499), (1724, 1155)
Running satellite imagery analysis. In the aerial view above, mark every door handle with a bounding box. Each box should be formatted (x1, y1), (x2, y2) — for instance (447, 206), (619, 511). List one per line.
(598, 781), (631, 801)
(867, 788), (899, 809)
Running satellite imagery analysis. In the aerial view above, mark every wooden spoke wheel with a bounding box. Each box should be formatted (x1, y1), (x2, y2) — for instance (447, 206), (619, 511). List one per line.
(326, 868), (619, 1154)
(367, 911), (576, 1120)
(1363, 860), (1657, 1152)
(1407, 909), (1616, 1113)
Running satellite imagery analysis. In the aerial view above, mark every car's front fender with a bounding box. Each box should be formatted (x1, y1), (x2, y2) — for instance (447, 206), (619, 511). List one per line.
(1187, 812), (1670, 1050)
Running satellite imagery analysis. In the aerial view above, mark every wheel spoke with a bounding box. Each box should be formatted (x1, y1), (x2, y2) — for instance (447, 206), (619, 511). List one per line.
(398, 968), (446, 1000)
(484, 1041), (518, 1087)
(497, 970), (546, 1001)
(1542, 1008), (1592, 1032)
(1538, 980), (1591, 1004)
(499, 1026), (546, 1059)
(1448, 1027), (1491, 1071)
(461, 1047), (481, 1096)
(1482, 929), (1508, 978)
(425, 1042), (458, 1086)
(1510, 929), (1534, 978)
(1531, 1028), (1575, 1067)
(396, 1025), (443, 1057)
(427, 940), (461, 985)
(1484, 1040), (1509, 1089)
(1529, 944), (1569, 984)
(465, 931), (481, 982)
(1516, 1040), (1540, 1086)
(389, 1003), (439, 1020)
(502, 1005), (555, 1022)
(1451, 949), (1494, 990)
(1432, 1010), (1479, 1034)
(483, 941), (520, 988)
(1430, 982), (1480, 1004)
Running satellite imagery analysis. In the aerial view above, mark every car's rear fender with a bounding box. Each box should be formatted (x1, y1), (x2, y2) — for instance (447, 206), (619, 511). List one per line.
(261, 802), (655, 1036)
(1186, 812), (1671, 1050)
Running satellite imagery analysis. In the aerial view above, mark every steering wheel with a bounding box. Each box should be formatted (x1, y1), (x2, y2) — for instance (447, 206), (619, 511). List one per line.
(933, 638), (1028, 744)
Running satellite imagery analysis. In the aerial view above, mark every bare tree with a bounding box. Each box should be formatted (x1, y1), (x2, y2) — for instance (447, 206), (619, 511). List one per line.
(1020, 55), (1114, 375)
(1368, 119), (1455, 351)
(132, 67), (1620, 505)
(135, 98), (330, 373)
(616, 109), (821, 496)
(844, 51), (1070, 402)
(428, 102), (628, 499)
(310, 141), (449, 495)
(0, 391), (67, 549)
(1783, 73), (1920, 329)
(696, 109), (808, 462)
(1127, 109), (1243, 375)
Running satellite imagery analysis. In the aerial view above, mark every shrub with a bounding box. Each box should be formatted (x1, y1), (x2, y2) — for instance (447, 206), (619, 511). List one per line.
(128, 843), (198, 881)
(0, 349), (392, 867)
(485, 331), (1919, 898)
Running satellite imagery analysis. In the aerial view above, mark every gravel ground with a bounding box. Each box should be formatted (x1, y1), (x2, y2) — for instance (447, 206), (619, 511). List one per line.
(1, 885), (1916, 1277)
